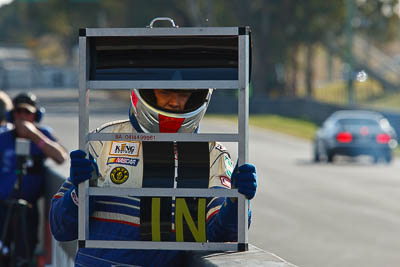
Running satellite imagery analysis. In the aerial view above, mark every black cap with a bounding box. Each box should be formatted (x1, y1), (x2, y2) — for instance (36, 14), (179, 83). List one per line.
(13, 92), (38, 113)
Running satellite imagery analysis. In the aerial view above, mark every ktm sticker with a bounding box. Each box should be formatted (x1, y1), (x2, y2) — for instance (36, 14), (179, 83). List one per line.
(109, 141), (140, 157)
(107, 157), (139, 167)
(110, 166), (129, 184)
(219, 176), (231, 188)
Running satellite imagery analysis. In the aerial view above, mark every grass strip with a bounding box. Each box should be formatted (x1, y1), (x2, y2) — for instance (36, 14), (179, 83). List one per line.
(205, 114), (318, 140)
(205, 114), (400, 156)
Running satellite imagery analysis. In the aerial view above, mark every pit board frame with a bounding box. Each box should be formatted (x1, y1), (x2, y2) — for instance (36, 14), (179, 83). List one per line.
(78, 21), (250, 252)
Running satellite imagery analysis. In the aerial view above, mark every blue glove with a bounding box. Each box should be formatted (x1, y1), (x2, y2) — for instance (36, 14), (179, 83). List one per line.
(69, 150), (98, 187)
(232, 163), (257, 200)
(216, 163), (257, 228)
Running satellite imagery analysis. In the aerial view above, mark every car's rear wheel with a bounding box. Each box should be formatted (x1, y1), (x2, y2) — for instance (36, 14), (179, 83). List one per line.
(384, 152), (392, 164)
(313, 142), (320, 162)
(327, 151), (334, 163)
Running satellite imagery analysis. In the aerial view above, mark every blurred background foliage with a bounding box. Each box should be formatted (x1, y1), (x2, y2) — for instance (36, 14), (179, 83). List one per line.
(0, 0), (399, 108)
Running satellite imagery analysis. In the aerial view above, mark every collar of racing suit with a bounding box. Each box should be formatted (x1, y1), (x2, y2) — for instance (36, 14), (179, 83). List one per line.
(128, 107), (144, 133)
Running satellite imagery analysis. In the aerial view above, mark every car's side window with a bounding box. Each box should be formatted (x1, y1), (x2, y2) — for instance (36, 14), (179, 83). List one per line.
(325, 119), (335, 129)
(322, 118), (332, 129)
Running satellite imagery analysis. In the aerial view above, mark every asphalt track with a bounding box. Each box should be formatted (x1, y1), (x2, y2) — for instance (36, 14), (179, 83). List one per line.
(24, 89), (400, 267)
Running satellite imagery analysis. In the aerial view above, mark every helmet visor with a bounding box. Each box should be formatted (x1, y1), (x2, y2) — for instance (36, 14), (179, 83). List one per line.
(138, 89), (209, 114)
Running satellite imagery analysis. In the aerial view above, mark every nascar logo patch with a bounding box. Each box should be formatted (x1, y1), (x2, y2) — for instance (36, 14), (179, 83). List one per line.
(107, 157), (139, 167)
(109, 141), (140, 157)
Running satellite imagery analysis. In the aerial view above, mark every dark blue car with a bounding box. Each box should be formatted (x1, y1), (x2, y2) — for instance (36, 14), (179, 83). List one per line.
(313, 110), (398, 163)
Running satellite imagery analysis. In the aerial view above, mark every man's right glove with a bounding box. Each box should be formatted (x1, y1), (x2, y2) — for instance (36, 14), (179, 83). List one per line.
(69, 150), (97, 187)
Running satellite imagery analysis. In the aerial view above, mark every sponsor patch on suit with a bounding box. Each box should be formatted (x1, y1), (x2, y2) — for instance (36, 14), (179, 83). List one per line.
(224, 154), (233, 177)
(219, 175), (231, 188)
(109, 141), (140, 157)
(107, 157), (139, 167)
(110, 166), (129, 184)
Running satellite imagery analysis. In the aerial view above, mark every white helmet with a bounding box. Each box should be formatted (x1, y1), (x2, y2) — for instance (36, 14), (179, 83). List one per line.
(130, 88), (213, 133)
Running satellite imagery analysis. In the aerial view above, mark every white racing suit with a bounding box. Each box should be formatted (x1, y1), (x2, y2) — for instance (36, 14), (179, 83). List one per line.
(50, 119), (248, 267)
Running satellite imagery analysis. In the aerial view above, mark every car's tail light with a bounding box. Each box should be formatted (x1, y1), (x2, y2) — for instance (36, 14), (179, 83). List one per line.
(376, 133), (391, 144)
(336, 132), (352, 143)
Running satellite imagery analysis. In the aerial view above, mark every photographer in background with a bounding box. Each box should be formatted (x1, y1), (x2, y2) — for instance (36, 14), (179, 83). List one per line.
(0, 90), (13, 133)
(0, 92), (67, 267)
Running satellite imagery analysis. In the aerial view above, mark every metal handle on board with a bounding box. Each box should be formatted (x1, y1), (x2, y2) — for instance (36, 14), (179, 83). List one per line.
(148, 17), (178, 28)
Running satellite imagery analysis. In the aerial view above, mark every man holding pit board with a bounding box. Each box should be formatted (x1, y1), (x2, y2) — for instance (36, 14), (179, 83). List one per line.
(50, 18), (257, 267)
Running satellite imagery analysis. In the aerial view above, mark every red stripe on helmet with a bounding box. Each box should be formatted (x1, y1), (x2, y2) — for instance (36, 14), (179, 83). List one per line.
(159, 114), (184, 133)
(131, 91), (138, 107)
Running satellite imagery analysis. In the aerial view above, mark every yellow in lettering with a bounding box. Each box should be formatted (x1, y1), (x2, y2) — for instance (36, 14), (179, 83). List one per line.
(175, 198), (206, 242)
(151, 198), (161, 241)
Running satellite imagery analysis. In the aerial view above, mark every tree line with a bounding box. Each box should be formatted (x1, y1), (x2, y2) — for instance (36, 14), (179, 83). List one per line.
(0, 0), (398, 96)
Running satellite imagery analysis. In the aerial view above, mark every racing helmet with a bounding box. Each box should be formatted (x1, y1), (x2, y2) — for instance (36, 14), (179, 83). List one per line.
(130, 88), (213, 133)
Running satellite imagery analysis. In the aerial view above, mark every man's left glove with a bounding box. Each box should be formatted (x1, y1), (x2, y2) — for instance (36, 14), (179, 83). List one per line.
(70, 150), (98, 187)
(216, 163), (257, 226)
(232, 163), (257, 199)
